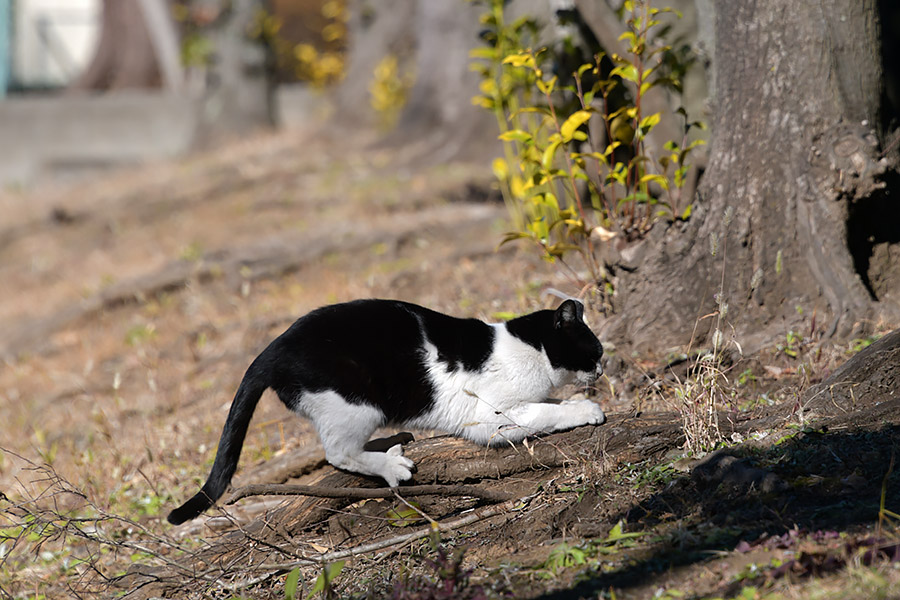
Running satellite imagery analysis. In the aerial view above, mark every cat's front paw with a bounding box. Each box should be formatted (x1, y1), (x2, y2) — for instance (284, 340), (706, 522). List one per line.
(585, 402), (606, 425)
(381, 444), (415, 487)
(568, 399), (606, 426)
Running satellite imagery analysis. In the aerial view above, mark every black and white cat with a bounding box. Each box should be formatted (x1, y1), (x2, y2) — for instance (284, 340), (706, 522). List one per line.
(167, 298), (605, 525)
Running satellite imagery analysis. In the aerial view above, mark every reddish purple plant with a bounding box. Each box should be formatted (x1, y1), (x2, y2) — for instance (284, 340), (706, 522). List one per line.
(390, 544), (491, 600)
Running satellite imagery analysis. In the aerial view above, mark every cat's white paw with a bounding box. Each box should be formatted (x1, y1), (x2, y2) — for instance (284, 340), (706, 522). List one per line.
(381, 444), (415, 487)
(569, 399), (606, 426)
(585, 402), (606, 425)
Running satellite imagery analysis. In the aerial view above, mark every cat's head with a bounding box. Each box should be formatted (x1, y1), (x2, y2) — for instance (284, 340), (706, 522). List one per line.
(548, 300), (604, 385)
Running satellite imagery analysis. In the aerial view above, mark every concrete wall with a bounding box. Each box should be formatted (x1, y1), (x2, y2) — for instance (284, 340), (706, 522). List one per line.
(0, 84), (332, 188)
(0, 92), (197, 187)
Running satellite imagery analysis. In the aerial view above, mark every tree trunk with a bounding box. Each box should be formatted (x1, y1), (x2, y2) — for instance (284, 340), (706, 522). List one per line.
(337, 0), (499, 163)
(384, 0), (497, 163)
(335, 0), (417, 128)
(609, 0), (898, 353)
(70, 0), (161, 90)
(195, 0), (276, 142)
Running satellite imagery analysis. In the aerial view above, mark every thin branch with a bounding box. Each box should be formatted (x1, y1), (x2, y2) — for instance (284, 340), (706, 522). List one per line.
(227, 493), (538, 574)
(393, 489), (440, 530)
(224, 483), (515, 506)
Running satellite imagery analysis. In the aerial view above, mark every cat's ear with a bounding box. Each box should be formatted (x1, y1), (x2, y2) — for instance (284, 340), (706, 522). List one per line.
(554, 299), (584, 329)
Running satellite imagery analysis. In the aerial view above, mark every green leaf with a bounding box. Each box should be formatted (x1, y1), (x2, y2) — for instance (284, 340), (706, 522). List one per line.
(610, 63), (639, 83)
(528, 217), (550, 242)
(478, 12), (496, 26)
(680, 204), (692, 220)
(325, 561), (345, 581)
(574, 151), (608, 166)
(607, 161), (628, 185)
(607, 105), (632, 121)
(471, 95), (494, 109)
(499, 231), (534, 247)
(491, 311), (519, 321)
(544, 242), (581, 258)
(285, 567), (301, 600)
(542, 191), (560, 211)
(502, 53), (535, 69)
(468, 47), (497, 60)
(618, 31), (637, 46)
(638, 112), (661, 133)
(560, 218), (587, 235)
(515, 106), (550, 116)
(491, 157), (508, 180)
(621, 191), (651, 204)
(685, 139), (707, 151)
(639, 173), (669, 190)
(498, 129), (532, 143)
(307, 561), (345, 600)
(674, 165), (688, 188)
(536, 75), (557, 95)
(542, 140), (562, 170)
(386, 504), (424, 527)
(605, 519), (645, 543)
(560, 110), (592, 142)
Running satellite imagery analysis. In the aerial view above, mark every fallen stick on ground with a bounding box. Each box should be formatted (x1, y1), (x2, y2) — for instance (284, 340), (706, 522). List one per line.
(220, 492), (537, 579)
(225, 483), (515, 505)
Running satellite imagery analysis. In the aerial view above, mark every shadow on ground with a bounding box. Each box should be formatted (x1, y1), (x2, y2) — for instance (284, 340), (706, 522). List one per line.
(539, 418), (900, 599)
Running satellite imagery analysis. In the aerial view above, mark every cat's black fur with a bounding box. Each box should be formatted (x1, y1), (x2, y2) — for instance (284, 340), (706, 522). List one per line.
(167, 299), (605, 525)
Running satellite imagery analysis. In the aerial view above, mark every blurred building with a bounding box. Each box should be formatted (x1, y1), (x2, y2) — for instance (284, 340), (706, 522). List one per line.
(0, 0), (331, 186)
(1, 0), (100, 94)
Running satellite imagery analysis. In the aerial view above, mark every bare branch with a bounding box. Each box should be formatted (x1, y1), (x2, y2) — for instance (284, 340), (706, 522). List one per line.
(228, 492), (538, 574)
(224, 483), (516, 506)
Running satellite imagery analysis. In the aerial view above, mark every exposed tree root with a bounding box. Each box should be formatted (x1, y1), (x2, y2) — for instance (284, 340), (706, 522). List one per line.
(225, 482), (517, 505)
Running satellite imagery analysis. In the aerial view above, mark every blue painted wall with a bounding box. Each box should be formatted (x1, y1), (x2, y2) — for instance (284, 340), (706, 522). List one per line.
(0, 0), (9, 98)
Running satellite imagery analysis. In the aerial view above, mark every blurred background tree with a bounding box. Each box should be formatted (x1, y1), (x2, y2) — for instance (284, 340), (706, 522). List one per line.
(3, 0), (898, 350)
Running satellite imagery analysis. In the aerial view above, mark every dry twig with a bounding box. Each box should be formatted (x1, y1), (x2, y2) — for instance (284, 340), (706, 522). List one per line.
(225, 492), (538, 575)
(224, 483), (515, 506)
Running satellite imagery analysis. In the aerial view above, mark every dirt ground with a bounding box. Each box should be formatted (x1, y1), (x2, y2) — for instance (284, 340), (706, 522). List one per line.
(1, 127), (899, 600)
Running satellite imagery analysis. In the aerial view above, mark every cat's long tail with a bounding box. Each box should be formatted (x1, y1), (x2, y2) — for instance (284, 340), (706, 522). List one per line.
(167, 361), (269, 525)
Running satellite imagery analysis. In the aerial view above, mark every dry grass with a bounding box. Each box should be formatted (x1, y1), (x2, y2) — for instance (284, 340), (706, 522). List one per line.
(0, 128), (564, 598)
(1, 128), (897, 600)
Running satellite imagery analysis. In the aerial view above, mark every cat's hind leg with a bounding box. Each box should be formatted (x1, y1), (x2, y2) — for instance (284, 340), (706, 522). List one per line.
(299, 391), (414, 487)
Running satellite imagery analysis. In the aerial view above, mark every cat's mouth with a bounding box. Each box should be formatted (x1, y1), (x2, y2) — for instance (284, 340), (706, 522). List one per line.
(576, 366), (604, 385)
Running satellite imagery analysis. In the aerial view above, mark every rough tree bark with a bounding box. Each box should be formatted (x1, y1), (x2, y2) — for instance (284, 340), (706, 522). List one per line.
(336, 0), (500, 163)
(194, 0), (276, 141)
(609, 0), (899, 353)
(335, 0), (416, 128)
(71, 0), (274, 140)
(70, 0), (161, 90)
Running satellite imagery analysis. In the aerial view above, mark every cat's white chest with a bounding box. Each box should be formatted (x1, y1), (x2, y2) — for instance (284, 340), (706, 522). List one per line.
(412, 324), (566, 434)
(478, 324), (561, 402)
